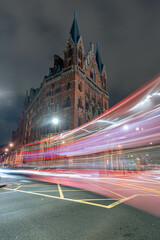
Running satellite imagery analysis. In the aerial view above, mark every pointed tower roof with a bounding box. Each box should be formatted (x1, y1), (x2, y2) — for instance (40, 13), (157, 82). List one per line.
(96, 43), (103, 72)
(69, 12), (81, 44)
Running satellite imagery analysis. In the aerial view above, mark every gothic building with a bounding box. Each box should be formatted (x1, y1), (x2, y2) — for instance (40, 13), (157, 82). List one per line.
(12, 13), (109, 146)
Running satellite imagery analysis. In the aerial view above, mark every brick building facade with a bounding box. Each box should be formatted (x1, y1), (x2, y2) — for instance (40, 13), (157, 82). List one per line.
(12, 13), (109, 146)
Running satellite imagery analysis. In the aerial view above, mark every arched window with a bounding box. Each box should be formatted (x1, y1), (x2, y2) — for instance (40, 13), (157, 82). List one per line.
(78, 97), (82, 108)
(66, 82), (71, 91)
(92, 106), (96, 116)
(78, 48), (81, 59)
(90, 70), (93, 79)
(68, 45), (72, 57)
(78, 83), (82, 92)
(85, 97), (89, 111)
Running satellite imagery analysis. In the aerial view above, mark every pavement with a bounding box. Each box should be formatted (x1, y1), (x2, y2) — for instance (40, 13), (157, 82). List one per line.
(0, 173), (160, 240)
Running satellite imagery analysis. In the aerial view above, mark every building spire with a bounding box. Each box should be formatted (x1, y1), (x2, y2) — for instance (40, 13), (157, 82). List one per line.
(69, 12), (81, 44)
(96, 43), (103, 72)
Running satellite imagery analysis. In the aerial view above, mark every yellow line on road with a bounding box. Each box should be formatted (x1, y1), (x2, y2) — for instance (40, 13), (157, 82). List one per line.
(21, 189), (87, 193)
(107, 194), (138, 208)
(5, 188), (127, 209)
(80, 198), (116, 201)
(14, 186), (21, 190)
(57, 184), (64, 198)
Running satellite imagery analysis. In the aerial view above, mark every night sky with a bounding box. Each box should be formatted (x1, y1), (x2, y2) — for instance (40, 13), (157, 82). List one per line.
(0, 0), (160, 145)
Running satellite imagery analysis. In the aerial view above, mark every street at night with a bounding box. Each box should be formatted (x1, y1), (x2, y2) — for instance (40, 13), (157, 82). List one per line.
(0, 1), (160, 239)
(0, 173), (160, 240)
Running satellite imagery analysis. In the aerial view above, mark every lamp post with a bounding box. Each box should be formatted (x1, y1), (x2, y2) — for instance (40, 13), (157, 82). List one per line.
(52, 117), (60, 165)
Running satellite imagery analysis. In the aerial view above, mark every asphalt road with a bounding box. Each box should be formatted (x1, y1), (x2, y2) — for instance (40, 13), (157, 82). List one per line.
(0, 174), (160, 240)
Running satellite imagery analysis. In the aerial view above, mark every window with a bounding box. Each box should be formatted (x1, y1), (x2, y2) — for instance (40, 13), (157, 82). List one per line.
(63, 96), (70, 108)
(64, 117), (70, 130)
(105, 102), (107, 110)
(78, 117), (82, 126)
(68, 45), (72, 57)
(55, 87), (60, 94)
(66, 82), (71, 91)
(66, 96), (70, 107)
(92, 106), (96, 116)
(68, 60), (72, 66)
(78, 97), (83, 109)
(47, 91), (51, 97)
(85, 99), (89, 111)
(55, 100), (60, 111)
(78, 83), (82, 92)
(78, 49), (81, 59)
(90, 70), (93, 79)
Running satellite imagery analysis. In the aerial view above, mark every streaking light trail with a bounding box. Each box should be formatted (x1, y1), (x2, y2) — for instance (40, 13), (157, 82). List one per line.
(3, 75), (160, 217)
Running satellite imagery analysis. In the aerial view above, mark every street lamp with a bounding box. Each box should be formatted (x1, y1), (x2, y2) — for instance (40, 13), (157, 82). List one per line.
(52, 118), (59, 125)
(52, 117), (59, 133)
(9, 142), (14, 147)
(5, 148), (9, 152)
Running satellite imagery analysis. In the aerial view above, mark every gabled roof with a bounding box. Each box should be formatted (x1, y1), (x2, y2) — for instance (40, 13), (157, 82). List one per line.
(69, 12), (81, 44)
(96, 43), (103, 73)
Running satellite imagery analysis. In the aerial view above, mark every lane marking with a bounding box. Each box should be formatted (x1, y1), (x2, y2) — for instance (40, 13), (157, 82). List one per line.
(18, 189), (87, 193)
(57, 184), (64, 198)
(80, 198), (116, 201)
(4, 188), (126, 209)
(107, 195), (138, 208)
(14, 186), (22, 190)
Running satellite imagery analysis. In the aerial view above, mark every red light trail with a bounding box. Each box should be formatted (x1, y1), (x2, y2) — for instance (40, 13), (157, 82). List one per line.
(3, 74), (160, 217)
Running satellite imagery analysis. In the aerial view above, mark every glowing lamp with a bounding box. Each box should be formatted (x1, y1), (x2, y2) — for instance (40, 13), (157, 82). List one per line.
(52, 118), (59, 125)
(9, 143), (14, 147)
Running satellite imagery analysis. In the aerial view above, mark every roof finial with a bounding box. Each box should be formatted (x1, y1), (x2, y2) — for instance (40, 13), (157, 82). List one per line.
(69, 12), (80, 44)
